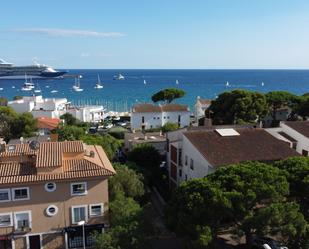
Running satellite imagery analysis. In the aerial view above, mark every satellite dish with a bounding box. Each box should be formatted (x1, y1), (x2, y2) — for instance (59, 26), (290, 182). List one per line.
(29, 140), (40, 150)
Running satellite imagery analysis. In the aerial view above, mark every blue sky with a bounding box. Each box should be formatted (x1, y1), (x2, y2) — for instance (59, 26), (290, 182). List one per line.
(1, 0), (309, 69)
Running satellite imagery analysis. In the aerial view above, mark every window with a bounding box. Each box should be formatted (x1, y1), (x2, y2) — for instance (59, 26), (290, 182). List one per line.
(46, 205), (58, 217)
(142, 116), (145, 123)
(72, 205), (88, 224)
(0, 189), (10, 202)
(178, 149), (182, 166)
(12, 187), (29, 201)
(167, 116), (170, 119)
(153, 117), (156, 120)
(0, 213), (13, 227)
(89, 204), (104, 217)
(164, 116), (166, 119)
(14, 211), (31, 229)
(302, 150), (308, 156)
(190, 159), (194, 170)
(71, 182), (87, 196)
(185, 155), (188, 166)
(179, 169), (182, 178)
(45, 182), (56, 192)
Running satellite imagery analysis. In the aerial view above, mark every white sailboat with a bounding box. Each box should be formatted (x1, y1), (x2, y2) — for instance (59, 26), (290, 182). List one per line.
(94, 75), (103, 89)
(261, 82), (265, 86)
(0, 88), (3, 91)
(21, 74), (35, 91)
(113, 73), (125, 80)
(34, 83), (41, 93)
(73, 77), (83, 92)
(176, 79), (179, 85)
(226, 81), (230, 87)
(50, 89), (58, 93)
(143, 79), (147, 85)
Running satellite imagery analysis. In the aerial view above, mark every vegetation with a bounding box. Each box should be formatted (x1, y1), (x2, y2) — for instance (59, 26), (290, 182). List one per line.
(94, 163), (153, 249)
(151, 88), (185, 103)
(207, 90), (268, 125)
(60, 113), (80, 126)
(162, 122), (179, 133)
(0, 97), (7, 106)
(0, 106), (37, 141)
(166, 159), (309, 248)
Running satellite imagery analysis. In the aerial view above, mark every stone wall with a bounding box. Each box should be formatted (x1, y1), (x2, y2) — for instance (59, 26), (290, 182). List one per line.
(42, 233), (65, 249)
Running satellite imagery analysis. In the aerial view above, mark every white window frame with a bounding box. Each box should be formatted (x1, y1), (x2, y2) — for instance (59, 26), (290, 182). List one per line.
(0, 188), (11, 202)
(71, 182), (87, 196)
(12, 187), (30, 201)
(89, 203), (104, 217)
(71, 205), (88, 224)
(0, 212), (13, 227)
(46, 205), (59, 217)
(14, 210), (32, 229)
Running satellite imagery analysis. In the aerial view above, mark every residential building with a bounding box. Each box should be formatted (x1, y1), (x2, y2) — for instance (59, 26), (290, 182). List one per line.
(262, 107), (291, 128)
(167, 127), (299, 187)
(0, 139), (115, 249)
(7, 95), (105, 123)
(37, 117), (61, 136)
(194, 97), (211, 123)
(124, 131), (166, 155)
(131, 103), (190, 130)
(266, 121), (309, 156)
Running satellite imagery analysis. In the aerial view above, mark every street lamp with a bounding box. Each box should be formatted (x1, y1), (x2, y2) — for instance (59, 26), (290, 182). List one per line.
(77, 220), (86, 249)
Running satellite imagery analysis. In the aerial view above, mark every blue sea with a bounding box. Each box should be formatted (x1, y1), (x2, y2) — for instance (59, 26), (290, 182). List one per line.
(0, 69), (309, 112)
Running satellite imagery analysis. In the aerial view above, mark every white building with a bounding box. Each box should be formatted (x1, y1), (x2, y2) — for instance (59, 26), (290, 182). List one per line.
(167, 127), (299, 188)
(194, 97), (211, 122)
(266, 121), (309, 156)
(131, 103), (190, 130)
(8, 95), (104, 123)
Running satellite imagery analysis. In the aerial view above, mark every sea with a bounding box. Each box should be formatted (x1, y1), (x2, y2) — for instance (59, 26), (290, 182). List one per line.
(0, 69), (309, 112)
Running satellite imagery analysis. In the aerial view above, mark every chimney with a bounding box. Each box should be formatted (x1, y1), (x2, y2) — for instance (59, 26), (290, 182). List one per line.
(204, 118), (212, 128)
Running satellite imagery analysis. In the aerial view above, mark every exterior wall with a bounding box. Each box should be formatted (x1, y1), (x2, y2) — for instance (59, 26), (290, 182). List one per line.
(180, 135), (214, 184)
(42, 233), (65, 249)
(131, 111), (190, 130)
(281, 123), (309, 155)
(0, 177), (109, 236)
(8, 101), (33, 113)
(131, 112), (162, 130)
(194, 101), (210, 122)
(262, 109), (290, 128)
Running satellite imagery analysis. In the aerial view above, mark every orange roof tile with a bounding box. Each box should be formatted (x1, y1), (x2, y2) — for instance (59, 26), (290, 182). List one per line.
(37, 117), (60, 130)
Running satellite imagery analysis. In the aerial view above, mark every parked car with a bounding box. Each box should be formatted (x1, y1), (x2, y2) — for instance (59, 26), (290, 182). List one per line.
(251, 236), (288, 249)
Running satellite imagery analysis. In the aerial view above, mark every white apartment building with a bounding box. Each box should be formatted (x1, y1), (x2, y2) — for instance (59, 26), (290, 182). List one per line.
(7, 95), (104, 123)
(266, 121), (309, 156)
(194, 97), (211, 122)
(131, 103), (190, 130)
(167, 127), (299, 188)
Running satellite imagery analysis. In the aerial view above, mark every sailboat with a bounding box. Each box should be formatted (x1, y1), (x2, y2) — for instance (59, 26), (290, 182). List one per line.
(94, 75), (103, 89)
(143, 79), (147, 85)
(21, 74), (35, 91)
(50, 89), (58, 93)
(34, 83), (41, 93)
(226, 81), (230, 87)
(176, 79), (179, 85)
(73, 77), (83, 92)
(261, 82), (265, 86)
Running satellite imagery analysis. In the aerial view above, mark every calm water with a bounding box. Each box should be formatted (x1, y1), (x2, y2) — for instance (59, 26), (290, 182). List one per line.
(0, 69), (309, 112)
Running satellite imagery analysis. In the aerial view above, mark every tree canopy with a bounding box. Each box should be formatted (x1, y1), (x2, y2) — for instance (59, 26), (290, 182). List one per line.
(166, 160), (309, 248)
(151, 88), (185, 103)
(162, 122), (179, 133)
(207, 90), (268, 125)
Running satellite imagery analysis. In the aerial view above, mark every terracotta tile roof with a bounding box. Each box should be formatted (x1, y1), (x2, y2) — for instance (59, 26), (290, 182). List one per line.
(133, 103), (189, 113)
(183, 128), (299, 167)
(37, 117), (60, 130)
(0, 144), (36, 157)
(0, 141), (115, 185)
(283, 121), (309, 138)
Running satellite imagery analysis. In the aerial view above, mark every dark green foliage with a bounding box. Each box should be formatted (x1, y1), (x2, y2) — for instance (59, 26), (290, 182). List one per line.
(60, 113), (80, 126)
(166, 160), (309, 247)
(57, 125), (85, 141)
(109, 163), (145, 201)
(81, 134), (122, 160)
(0, 106), (37, 140)
(208, 90), (268, 125)
(13, 96), (23, 100)
(151, 88), (185, 103)
(162, 122), (179, 133)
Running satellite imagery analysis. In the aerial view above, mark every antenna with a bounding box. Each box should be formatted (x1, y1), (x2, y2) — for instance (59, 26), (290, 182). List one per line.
(29, 140), (40, 150)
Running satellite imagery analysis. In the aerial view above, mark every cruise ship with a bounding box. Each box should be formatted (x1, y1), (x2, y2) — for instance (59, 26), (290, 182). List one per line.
(0, 59), (67, 79)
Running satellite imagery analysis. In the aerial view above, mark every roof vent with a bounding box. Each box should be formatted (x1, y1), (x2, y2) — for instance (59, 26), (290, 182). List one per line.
(215, 128), (240, 137)
(89, 151), (95, 158)
(29, 140), (40, 150)
(8, 145), (16, 152)
(0, 139), (6, 153)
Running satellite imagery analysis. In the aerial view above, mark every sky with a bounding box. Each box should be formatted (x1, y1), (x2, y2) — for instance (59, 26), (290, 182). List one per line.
(1, 0), (309, 69)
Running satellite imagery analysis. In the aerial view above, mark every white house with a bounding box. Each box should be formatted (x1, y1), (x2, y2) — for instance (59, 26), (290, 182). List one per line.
(8, 95), (105, 123)
(131, 103), (190, 130)
(194, 97), (211, 122)
(167, 127), (299, 188)
(266, 121), (309, 156)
